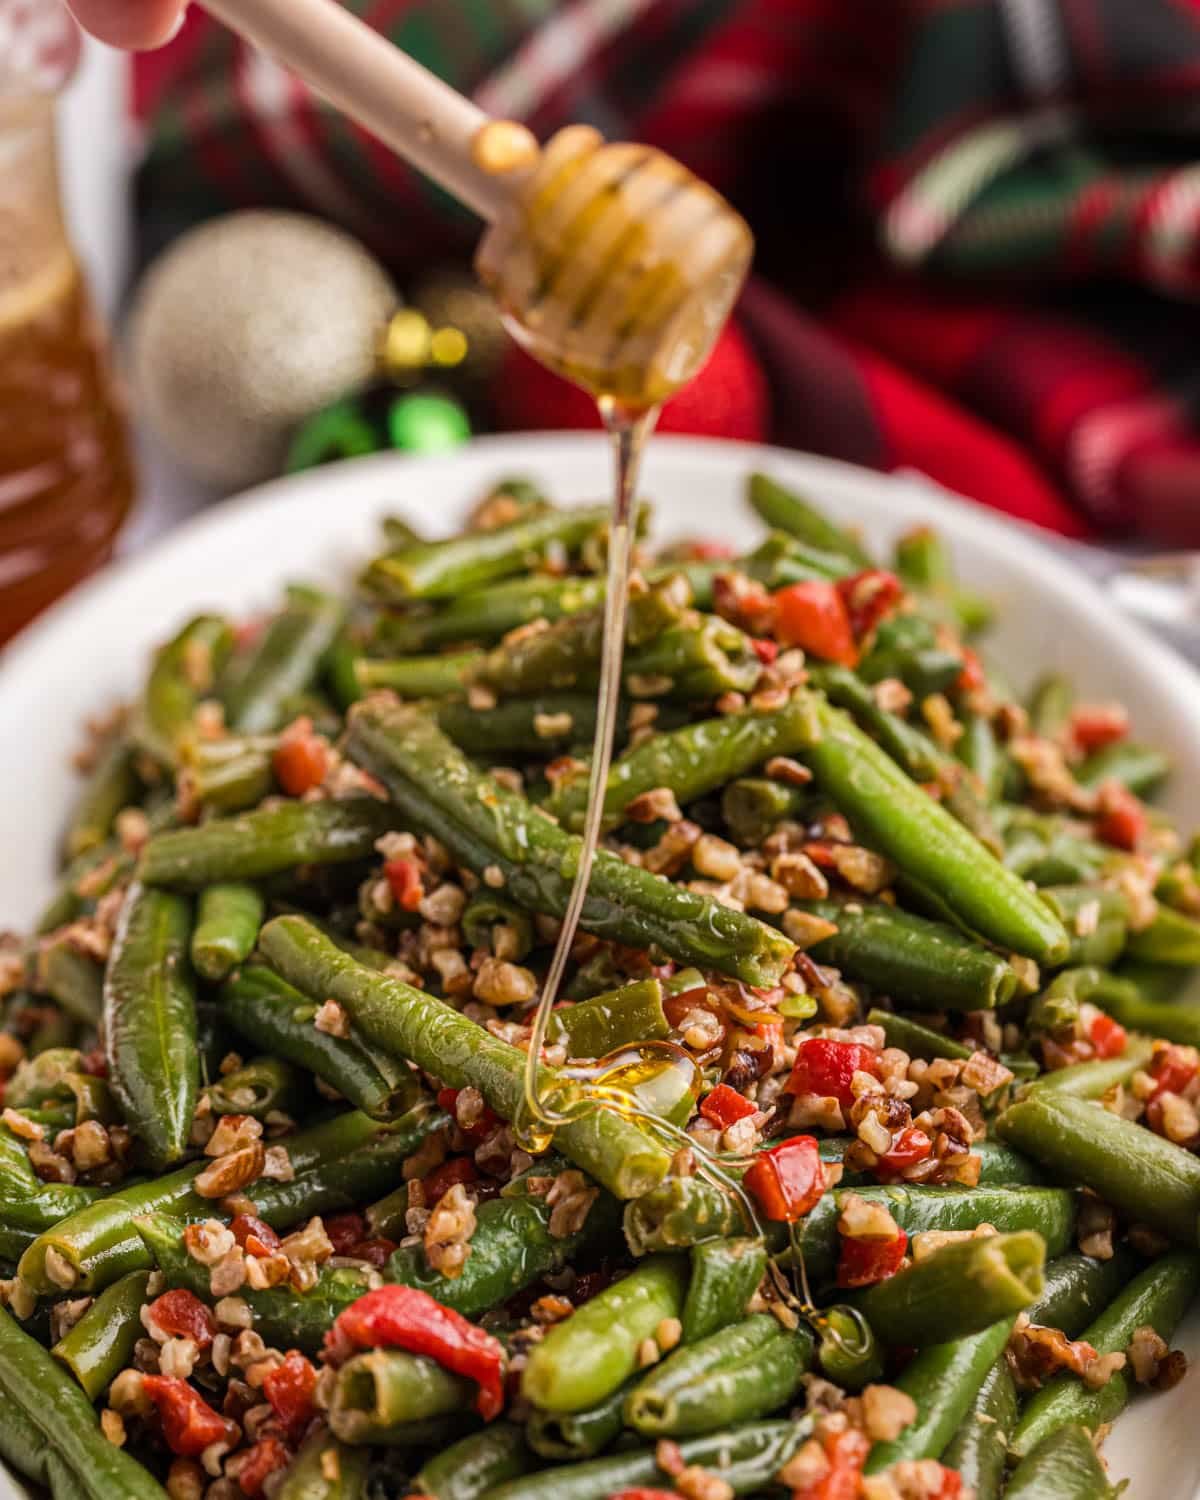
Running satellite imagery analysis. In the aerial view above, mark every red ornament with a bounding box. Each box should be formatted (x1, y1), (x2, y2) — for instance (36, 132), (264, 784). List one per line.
(490, 320), (770, 441)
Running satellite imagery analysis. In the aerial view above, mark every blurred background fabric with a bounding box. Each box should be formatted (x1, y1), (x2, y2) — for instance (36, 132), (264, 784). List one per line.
(128, 0), (1200, 545)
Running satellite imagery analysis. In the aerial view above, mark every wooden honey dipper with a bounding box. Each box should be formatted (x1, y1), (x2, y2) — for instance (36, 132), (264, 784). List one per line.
(201, 0), (754, 408)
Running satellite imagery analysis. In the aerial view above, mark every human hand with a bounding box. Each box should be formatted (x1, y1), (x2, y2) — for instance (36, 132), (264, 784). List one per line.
(68, 0), (187, 48)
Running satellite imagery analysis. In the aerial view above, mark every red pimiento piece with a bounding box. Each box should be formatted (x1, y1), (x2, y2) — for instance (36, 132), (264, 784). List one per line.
(837, 569), (903, 641)
(751, 637), (779, 665)
(955, 647), (986, 695)
(609, 1492), (682, 1500)
(437, 1087), (501, 1143)
(930, 1465), (964, 1500)
(262, 1349), (318, 1442)
(423, 1156), (479, 1205)
(344, 1237), (397, 1268)
(147, 1289), (216, 1349)
(1149, 1045), (1199, 1102)
(1070, 704), (1129, 753)
(837, 1227), (908, 1288)
(271, 718), (328, 797)
(772, 581), (858, 666)
(322, 1212), (368, 1256)
(878, 1126), (933, 1177)
(229, 1214), (281, 1258)
(785, 1038), (880, 1109)
(699, 1083), (757, 1129)
(1093, 783), (1146, 851)
(744, 1136), (826, 1223)
(1088, 1013), (1127, 1061)
(142, 1375), (239, 1458)
(384, 857), (425, 911)
(792, 1426), (870, 1500)
(236, 1436), (291, 1498)
(684, 539), (736, 561)
(325, 1286), (506, 1420)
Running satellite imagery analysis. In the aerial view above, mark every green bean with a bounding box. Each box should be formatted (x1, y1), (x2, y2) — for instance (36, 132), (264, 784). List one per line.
(939, 1356), (1017, 1500)
(815, 1305), (884, 1391)
(221, 965), (418, 1120)
(1027, 675), (1074, 738)
(1125, 904), (1200, 965)
(362, 504), (614, 600)
(378, 574), (608, 653)
(1011, 1252), (1200, 1458)
(548, 698), (820, 833)
(0, 1305), (169, 1499)
(998, 1088), (1200, 1243)
(418, 1423), (533, 1499)
(1005, 1423), (1119, 1500)
(330, 1350), (470, 1443)
(139, 797), (397, 889)
(546, 979), (668, 1059)
(353, 651), (481, 698)
(721, 776), (809, 845)
(343, 701), (796, 987)
(276, 1428), (370, 1500)
(748, 473), (869, 567)
(1088, 979), (1200, 1049)
(866, 1008), (971, 1062)
(681, 1236), (768, 1343)
(262, 916), (670, 1198)
(103, 883), (198, 1171)
(625, 1314), (812, 1437)
(178, 734), (275, 816)
(1025, 1249), (1138, 1336)
(799, 899), (1021, 1010)
(1038, 885), (1128, 968)
(957, 710), (1005, 802)
(484, 1420), (808, 1500)
(525, 1383), (630, 1461)
(0, 1134), (106, 1238)
(436, 694), (601, 756)
(522, 1256), (688, 1413)
(863, 1317), (1014, 1473)
(223, 586), (344, 732)
(51, 1270), (150, 1400)
(130, 614), (234, 768)
(4, 1046), (85, 1110)
(365, 1183), (410, 1241)
(460, 892), (534, 964)
(63, 738), (140, 861)
(1075, 741), (1170, 796)
(35, 938), (104, 1025)
(1114, 958), (1192, 1004)
(204, 1055), (308, 1121)
(798, 694), (1069, 963)
(191, 881), (265, 981)
(852, 1229), (1044, 1345)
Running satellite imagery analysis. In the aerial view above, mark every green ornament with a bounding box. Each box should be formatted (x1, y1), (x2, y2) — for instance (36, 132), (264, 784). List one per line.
(286, 399), (379, 473)
(387, 391), (471, 453)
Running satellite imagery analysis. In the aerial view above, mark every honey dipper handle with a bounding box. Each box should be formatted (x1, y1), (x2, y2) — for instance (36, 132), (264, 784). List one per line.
(202, 0), (525, 221)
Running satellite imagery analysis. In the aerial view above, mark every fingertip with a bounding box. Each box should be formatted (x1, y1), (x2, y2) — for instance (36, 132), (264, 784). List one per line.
(67, 0), (186, 50)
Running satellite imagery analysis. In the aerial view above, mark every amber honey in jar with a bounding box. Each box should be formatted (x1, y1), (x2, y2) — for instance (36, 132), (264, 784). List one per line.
(0, 5), (135, 643)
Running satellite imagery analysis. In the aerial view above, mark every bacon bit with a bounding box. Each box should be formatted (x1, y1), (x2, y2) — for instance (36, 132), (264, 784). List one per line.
(235, 1436), (291, 1497)
(322, 1213), (368, 1256)
(1094, 782), (1147, 851)
(344, 1238), (396, 1268)
(262, 1349), (317, 1441)
(384, 857), (425, 911)
(837, 569), (903, 641)
(1070, 704), (1129, 754)
(271, 718), (329, 796)
(699, 1083), (757, 1130)
(141, 1375), (238, 1458)
(147, 1290), (216, 1350)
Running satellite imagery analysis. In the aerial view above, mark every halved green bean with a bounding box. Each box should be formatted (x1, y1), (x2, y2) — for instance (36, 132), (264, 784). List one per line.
(681, 1236), (768, 1343)
(799, 899), (1021, 1011)
(1011, 1251), (1200, 1458)
(51, 1269), (150, 1400)
(999, 1088), (1200, 1243)
(546, 979), (668, 1059)
(1125, 904), (1200, 965)
(1075, 741), (1169, 797)
(204, 1055), (308, 1121)
(526, 1383), (630, 1461)
(4, 1047), (87, 1111)
(343, 701), (796, 987)
(798, 694), (1069, 963)
(103, 882), (198, 1171)
(748, 473), (869, 566)
(130, 614), (234, 768)
(223, 586), (344, 733)
(815, 1305), (883, 1391)
(418, 1423), (532, 1499)
(940, 1356), (1017, 1500)
(330, 1350), (469, 1442)
(1006, 1423), (1119, 1500)
(522, 1256), (688, 1413)
(721, 776), (809, 846)
(178, 734), (275, 816)
(139, 797), (397, 889)
(852, 1229), (1044, 1346)
(63, 738), (140, 861)
(191, 881), (264, 981)
(460, 891), (534, 963)
(221, 965), (418, 1120)
(863, 1317), (1014, 1473)
(35, 938), (104, 1025)
(276, 1428), (369, 1500)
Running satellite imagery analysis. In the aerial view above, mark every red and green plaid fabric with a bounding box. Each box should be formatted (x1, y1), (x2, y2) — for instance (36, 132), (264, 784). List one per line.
(133, 0), (1200, 543)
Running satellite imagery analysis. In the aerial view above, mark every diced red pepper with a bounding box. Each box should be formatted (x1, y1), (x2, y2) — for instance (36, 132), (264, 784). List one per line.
(325, 1286), (506, 1420)
(262, 1349), (318, 1442)
(147, 1289), (216, 1349)
(1149, 1045), (1199, 1102)
(930, 1465), (964, 1500)
(877, 1126), (933, 1178)
(608, 1492), (682, 1500)
(751, 637), (779, 665)
(142, 1375), (239, 1458)
(229, 1214), (281, 1259)
(772, 581), (858, 666)
(1094, 783), (1147, 851)
(1088, 1013), (1127, 1061)
(836, 569), (903, 641)
(793, 1426), (871, 1500)
(684, 539), (736, 561)
(785, 1038), (880, 1109)
(344, 1237), (397, 1268)
(955, 646), (986, 695)
(322, 1212), (368, 1256)
(744, 1136), (826, 1223)
(384, 856), (425, 911)
(1070, 704), (1129, 753)
(437, 1086), (501, 1143)
(800, 840), (839, 869)
(271, 718), (329, 797)
(699, 1083), (757, 1129)
(837, 1227), (908, 1288)
(423, 1155), (479, 1204)
(236, 1436), (292, 1497)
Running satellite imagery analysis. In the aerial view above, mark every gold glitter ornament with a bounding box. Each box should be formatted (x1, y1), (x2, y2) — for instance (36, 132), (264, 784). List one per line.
(127, 211), (398, 489)
(409, 268), (507, 390)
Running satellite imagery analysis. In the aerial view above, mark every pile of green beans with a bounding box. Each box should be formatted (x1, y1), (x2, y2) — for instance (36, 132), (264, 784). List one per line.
(2, 471), (1197, 1500)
